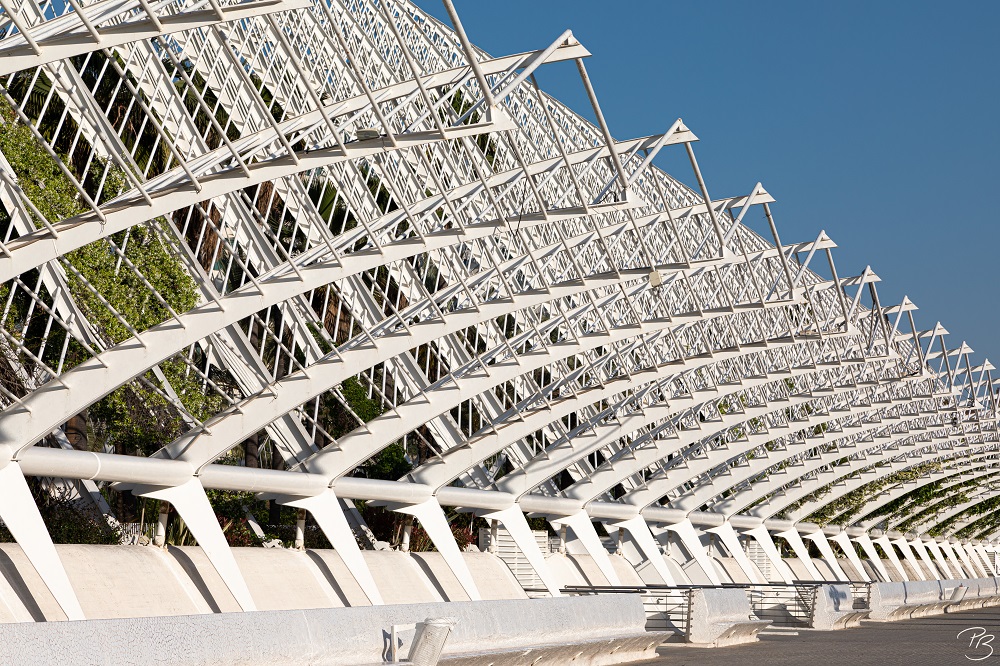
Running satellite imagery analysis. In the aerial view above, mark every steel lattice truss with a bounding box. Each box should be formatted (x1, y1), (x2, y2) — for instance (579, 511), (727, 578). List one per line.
(0, 0), (995, 619)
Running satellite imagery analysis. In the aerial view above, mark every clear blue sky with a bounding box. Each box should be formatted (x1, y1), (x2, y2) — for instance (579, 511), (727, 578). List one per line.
(418, 1), (1000, 360)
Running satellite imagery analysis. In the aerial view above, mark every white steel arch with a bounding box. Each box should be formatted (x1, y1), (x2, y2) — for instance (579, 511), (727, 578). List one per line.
(0, 0), (994, 621)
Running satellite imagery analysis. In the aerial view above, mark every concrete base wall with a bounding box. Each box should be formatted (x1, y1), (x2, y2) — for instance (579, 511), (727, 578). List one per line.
(542, 552), (644, 587)
(0, 595), (665, 666)
(0, 544), (525, 623)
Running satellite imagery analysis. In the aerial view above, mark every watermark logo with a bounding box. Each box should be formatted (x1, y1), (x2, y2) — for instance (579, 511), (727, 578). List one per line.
(958, 627), (995, 661)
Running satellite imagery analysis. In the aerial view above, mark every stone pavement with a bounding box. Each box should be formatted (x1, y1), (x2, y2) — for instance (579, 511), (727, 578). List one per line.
(642, 607), (1000, 665)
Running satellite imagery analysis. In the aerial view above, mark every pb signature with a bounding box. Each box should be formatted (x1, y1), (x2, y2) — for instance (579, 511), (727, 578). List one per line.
(959, 627), (996, 661)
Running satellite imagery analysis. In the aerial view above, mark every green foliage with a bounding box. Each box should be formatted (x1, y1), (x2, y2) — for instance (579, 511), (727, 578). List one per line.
(448, 90), (498, 166)
(341, 376), (383, 423)
(0, 109), (223, 458)
(66, 225), (197, 342)
(69, 228), (223, 455)
(861, 479), (946, 523)
(0, 115), (84, 222)
(0, 491), (120, 544)
(943, 494), (1000, 539)
(792, 461), (942, 526)
(359, 443), (411, 481)
(356, 502), (478, 551)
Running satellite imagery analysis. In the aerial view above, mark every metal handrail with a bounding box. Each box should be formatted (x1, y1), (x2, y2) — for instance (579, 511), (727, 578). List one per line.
(525, 580), (876, 632)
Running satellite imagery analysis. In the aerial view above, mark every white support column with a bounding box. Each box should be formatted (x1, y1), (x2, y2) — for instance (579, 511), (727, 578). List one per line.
(705, 522), (763, 583)
(891, 537), (926, 581)
(802, 531), (849, 581)
(953, 542), (986, 578)
(0, 461), (84, 620)
(938, 541), (968, 579)
(966, 545), (987, 576)
(853, 533), (891, 582)
(909, 538), (942, 580)
(776, 528), (822, 580)
(829, 531), (871, 582)
(293, 509), (306, 550)
(987, 545), (999, 576)
(924, 540), (954, 579)
(965, 544), (987, 576)
(665, 519), (721, 585)
(988, 546), (1000, 576)
(481, 505), (561, 596)
(549, 511), (621, 586)
(400, 520), (413, 553)
(745, 526), (794, 583)
(154, 503), (169, 547)
(140, 480), (256, 611)
(392, 499), (481, 600)
(280, 490), (383, 605)
(610, 515), (676, 585)
(873, 536), (909, 581)
(968, 543), (992, 578)
(972, 544), (996, 576)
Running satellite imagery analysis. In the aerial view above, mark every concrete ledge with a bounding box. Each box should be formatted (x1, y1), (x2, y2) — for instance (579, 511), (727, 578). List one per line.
(0, 595), (665, 666)
(439, 634), (665, 665)
(869, 581), (947, 621)
(810, 585), (869, 630)
(0, 545), (531, 621)
(686, 588), (770, 647)
(869, 578), (1000, 621)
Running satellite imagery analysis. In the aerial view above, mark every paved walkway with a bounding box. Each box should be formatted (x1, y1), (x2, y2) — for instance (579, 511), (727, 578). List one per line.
(642, 607), (1000, 665)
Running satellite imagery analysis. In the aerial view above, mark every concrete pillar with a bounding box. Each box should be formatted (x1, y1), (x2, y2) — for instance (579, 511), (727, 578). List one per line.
(0, 461), (84, 621)
(393, 499), (481, 601)
(294, 508), (306, 550)
(280, 490), (384, 605)
(955, 542), (988, 578)
(923, 539), (953, 579)
(549, 511), (621, 586)
(829, 531), (870, 582)
(909, 538), (942, 579)
(938, 541), (968, 578)
(802, 530), (848, 581)
(141, 480), (256, 612)
(483, 505), (561, 596)
(745, 526), (794, 583)
(401, 519), (413, 553)
(852, 533), (891, 582)
(154, 502), (170, 548)
(972, 544), (996, 576)
(776, 528), (822, 580)
(892, 537), (926, 580)
(610, 515), (676, 585)
(872, 536), (908, 581)
(705, 522), (764, 584)
(666, 519), (721, 585)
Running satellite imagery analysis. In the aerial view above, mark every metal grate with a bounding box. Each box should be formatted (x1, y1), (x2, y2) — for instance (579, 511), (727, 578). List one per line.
(478, 527), (551, 590)
(555, 585), (691, 636)
(642, 589), (690, 633)
(850, 582), (871, 610)
(744, 539), (773, 580)
(746, 584), (814, 626)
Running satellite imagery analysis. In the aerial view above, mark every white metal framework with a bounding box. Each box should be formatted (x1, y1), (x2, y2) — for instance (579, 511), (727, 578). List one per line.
(0, 0), (994, 619)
